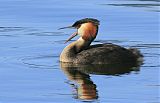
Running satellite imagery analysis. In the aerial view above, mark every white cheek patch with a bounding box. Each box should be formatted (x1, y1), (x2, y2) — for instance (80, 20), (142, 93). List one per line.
(77, 28), (84, 37)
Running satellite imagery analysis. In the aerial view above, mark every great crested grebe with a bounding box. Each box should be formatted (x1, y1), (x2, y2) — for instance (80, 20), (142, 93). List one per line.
(59, 18), (143, 65)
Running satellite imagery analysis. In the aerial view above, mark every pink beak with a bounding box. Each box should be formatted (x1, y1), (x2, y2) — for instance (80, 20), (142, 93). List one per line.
(64, 32), (78, 43)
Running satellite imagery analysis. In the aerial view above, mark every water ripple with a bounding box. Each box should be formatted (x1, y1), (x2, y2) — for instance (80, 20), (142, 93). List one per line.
(0, 27), (66, 37)
(101, 1), (160, 12)
(24, 31), (65, 36)
(21, 55), (59, 69)
(107, 4), (160, 8)
(0, 27), (27, 32)
(141, 65), (160, 68)
(128, 0), (160, 2)
(94, 39), (141, 44)
(131, 43), (160, 49)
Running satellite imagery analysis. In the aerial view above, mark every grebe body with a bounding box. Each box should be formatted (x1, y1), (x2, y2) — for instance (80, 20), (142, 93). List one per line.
(59, 18), (142, 65)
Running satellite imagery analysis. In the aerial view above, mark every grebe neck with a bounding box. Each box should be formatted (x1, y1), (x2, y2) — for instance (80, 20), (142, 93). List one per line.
(60, 37), (92, 62)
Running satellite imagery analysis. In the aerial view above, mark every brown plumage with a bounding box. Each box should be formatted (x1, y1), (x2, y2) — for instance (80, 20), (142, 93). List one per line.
(59, 18), (143, 65)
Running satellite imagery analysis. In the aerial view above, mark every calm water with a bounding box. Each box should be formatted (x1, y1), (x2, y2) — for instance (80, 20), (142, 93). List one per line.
(0, 0), (159, 103)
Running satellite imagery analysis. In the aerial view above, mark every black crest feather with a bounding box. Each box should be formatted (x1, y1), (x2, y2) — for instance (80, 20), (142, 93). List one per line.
(72, 18), (100, 27)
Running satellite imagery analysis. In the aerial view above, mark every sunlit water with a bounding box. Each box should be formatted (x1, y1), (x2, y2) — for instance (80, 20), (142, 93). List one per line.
(0, 0), (159, 103)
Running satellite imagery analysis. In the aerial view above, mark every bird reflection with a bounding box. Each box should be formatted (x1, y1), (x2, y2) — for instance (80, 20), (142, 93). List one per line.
(60, 64), (98, 100)
(60, 62), (141, 101)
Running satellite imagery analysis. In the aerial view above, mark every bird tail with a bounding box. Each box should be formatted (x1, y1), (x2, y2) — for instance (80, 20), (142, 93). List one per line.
(129, 48), (144, 65)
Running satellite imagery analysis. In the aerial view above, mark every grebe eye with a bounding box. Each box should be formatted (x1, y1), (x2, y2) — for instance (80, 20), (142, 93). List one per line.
(77, 24), (81, 29)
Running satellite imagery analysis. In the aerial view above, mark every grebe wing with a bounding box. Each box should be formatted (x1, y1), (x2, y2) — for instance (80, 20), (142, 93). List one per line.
(76, 43), (139, 65)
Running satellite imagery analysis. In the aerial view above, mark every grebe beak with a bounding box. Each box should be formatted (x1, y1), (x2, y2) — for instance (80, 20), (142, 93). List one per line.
(65, 32), (78, 43)
(58, 26), (74, 30)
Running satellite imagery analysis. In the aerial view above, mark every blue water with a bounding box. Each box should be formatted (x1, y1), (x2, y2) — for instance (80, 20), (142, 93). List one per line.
(0, 0), (159, 103)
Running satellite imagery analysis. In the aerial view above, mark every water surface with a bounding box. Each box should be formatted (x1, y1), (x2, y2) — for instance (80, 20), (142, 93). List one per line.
(0, 0), (159, 103)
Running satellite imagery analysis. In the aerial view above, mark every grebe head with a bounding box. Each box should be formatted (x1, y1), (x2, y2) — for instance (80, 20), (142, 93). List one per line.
(59, 18), (100, 43)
